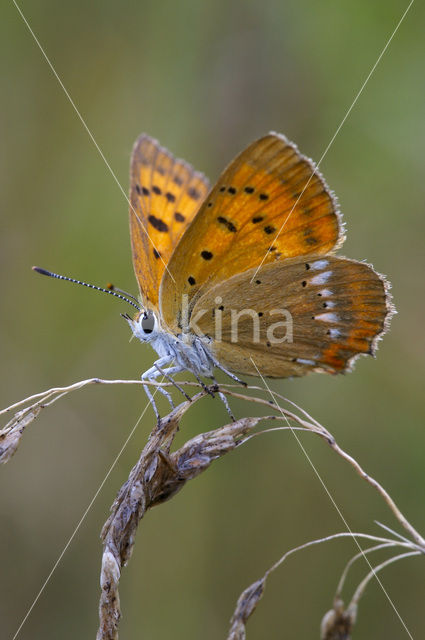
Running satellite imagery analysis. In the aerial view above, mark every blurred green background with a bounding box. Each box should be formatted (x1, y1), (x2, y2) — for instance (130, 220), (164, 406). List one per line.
(1, 1), (424, 638)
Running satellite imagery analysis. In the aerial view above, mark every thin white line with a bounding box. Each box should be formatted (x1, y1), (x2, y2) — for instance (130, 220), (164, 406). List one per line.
(11, 386), (160, 640)
(249, 356), (414, 639)
(251, 0), (414, 282)
(12, 0), (175, 285)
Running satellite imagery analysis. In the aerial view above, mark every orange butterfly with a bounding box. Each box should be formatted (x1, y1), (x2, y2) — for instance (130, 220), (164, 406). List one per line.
(126, 132), (394, 419)
(34, 132), (394, 421)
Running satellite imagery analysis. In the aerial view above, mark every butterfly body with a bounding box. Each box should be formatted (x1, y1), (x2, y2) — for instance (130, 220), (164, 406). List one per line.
(128, 132), (394, 419)
(129, 310), (215, 379)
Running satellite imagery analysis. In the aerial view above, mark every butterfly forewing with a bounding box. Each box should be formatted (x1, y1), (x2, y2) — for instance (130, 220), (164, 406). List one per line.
(160, 132), (343, 331)
(192, 256), (392, 377)
(130, 135), (210, 310)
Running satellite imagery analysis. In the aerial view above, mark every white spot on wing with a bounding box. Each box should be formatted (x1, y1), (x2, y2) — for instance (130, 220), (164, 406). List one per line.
(315, 312), (339, 323)
(296, 358), (316, 365)
(310, 259), (329, 270)
(311, 271), (332, 285)
(328, 328), (341, 338)
(320, 289), (333, 297)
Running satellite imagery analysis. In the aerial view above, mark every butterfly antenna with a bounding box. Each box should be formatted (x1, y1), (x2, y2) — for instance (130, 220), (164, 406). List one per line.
(32, 266), (142, 312)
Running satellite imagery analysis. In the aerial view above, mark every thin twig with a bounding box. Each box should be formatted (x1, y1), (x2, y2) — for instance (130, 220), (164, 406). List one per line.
(335, 542), (402, 598)
(349, 550), (422, 610)
(227, 531), (417, 640)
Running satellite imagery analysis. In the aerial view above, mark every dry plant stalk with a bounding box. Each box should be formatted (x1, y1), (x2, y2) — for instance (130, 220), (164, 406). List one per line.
(97, 393), (264, 639)
(1, 379), (424, 639)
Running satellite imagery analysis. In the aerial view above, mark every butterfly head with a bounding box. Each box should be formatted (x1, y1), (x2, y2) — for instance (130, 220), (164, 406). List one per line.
(127, 309), (159, 343)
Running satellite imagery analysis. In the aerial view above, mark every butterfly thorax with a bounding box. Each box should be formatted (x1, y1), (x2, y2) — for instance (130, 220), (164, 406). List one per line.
(129, 311), (214, 378)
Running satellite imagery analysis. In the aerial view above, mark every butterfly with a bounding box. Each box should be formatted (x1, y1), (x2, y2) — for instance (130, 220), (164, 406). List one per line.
(126, 132), (394, 420)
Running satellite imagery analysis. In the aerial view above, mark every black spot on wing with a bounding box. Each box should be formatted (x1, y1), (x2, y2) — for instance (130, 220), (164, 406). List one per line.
(217, 216), (237, 232)
(303, 226), (318, 246)
(148, 215), (169, 232)
(305, 236), (318, 246)
(187, 187), (201, 200)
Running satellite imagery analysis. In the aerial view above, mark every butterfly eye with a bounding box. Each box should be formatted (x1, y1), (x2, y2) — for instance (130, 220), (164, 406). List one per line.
(141, 311), (155, 334)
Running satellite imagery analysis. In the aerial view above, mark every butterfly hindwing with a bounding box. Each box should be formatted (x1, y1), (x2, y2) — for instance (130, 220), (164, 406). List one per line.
(160, 132), (343, 331)
(191, 256), (392, 377)
(130, 134), (210, 310)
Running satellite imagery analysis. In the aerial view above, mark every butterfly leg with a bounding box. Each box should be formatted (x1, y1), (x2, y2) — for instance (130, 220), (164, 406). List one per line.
(210, 357), (247, 387)
(192, 370), (216, 398)
(141, 377), (161, 422)
(154, 363), (191, 402)
(211, 375), (235, 422)
(141, 356), (176, 420)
